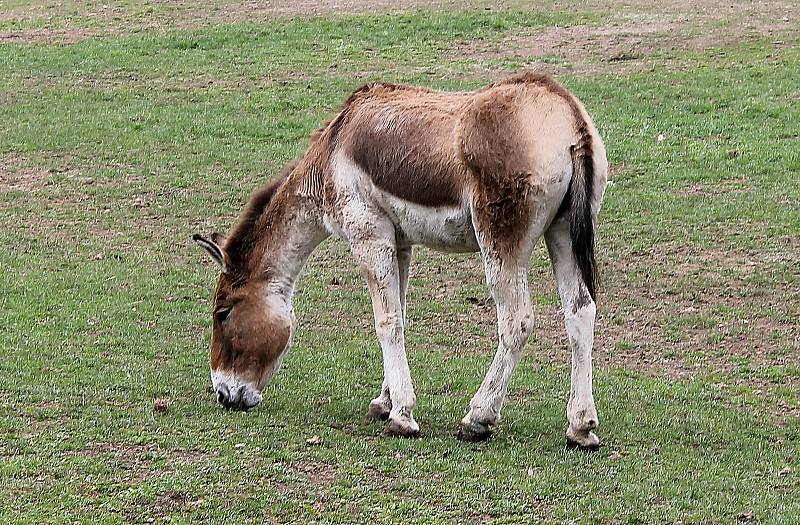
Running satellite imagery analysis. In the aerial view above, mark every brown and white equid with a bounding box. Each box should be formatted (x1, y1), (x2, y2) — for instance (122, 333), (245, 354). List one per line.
(194, 72), (608, 448)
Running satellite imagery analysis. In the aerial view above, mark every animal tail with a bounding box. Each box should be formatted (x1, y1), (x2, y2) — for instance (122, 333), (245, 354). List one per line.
(565, 125), (599, 302)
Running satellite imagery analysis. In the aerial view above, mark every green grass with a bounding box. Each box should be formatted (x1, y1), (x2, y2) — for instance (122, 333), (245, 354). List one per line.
(1, 4), (799, 524)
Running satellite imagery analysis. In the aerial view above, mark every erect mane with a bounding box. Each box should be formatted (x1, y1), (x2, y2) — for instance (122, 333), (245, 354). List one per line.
(223, 159), (298, 275)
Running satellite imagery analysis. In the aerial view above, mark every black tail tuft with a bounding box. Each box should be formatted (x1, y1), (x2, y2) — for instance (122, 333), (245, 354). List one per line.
(566, 132), (598, 302)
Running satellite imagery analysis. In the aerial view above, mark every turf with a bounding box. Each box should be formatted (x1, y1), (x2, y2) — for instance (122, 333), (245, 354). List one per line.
(1, 4), (798, 524)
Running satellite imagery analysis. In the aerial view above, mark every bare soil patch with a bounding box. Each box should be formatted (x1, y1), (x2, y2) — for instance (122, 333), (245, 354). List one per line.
(0, 27), (94, 44)
(192, 0), (465, 20)
(530, 239), (798, 387)
(0, 153), (180, 254)
(288, 460), (338, 489)
(68, 441), (217, 461)
(66, 442), (218, 484)
(417, 239), (799, 424)
(0, 153), (53, 194)
(581, 247), (797, 376)
(0, 0), (462, 43)
(452, 1), (797, 76)
(3, 0), (796, 53)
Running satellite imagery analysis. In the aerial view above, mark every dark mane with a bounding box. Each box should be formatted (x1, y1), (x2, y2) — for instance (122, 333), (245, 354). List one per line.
(223, 159), (298, 274)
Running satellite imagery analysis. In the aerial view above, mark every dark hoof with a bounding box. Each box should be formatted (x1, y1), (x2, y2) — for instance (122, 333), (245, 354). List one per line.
(366, 401), (391, 422)
(383, 418), (420, 438)
(566, 431), (601, 451)
(566, 438), (600, 452)
(457, 421), (493, 442)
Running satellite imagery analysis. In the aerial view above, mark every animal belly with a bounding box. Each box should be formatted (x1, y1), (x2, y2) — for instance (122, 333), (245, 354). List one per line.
(378, 192), (479, 252)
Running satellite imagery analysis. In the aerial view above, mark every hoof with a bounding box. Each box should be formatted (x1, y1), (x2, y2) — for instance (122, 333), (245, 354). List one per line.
(366, 400), (391, 422)
(383, 418), (420, 438)
(566, 428), (601, 451)
(457, 420), (493, 442)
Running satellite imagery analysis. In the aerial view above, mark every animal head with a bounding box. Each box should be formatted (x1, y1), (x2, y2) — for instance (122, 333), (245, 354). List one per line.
(193, 233), (292, 410)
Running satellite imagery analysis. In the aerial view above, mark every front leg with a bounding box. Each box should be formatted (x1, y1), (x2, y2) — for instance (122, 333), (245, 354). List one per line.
(366, 245), (412, 422)
(397, 245), (412, 323)
(367, 246), (412, 421)
(352, 239), (419, 437)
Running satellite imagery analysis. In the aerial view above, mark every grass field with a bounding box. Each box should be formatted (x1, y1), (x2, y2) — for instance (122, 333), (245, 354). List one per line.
(1, 1), (798, 523)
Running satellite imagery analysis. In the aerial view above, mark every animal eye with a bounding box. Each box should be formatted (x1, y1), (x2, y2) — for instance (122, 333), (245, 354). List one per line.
(215, 307), (232, 323)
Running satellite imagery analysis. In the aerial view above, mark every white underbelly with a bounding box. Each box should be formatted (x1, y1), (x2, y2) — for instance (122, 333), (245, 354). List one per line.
(376, 191), (479, 253)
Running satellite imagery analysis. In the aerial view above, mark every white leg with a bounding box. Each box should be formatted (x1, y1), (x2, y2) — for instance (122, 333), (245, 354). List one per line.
(367, 245), (411, 421)
(352, 239), (419, 437)
(545, 218), (600, 450)
(459, 248), (533, 441)
(397, 245), (412, 323)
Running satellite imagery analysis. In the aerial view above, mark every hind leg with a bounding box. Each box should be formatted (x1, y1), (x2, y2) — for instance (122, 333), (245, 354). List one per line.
(545, 217), (600, 450)
(459, 236), (534, 441)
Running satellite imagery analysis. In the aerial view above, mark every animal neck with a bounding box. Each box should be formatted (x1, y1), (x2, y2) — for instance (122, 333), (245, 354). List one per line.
(246, 167), (328, 305)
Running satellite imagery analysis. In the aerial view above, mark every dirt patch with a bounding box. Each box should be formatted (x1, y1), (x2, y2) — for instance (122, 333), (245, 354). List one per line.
(0, 27), (95, 44)
(671, 179), (748, 197)
(542, 0), (795, 21)
(400, 240), (800, 426)
(305, 236), (799, 389)
(67, 442), (219, 484)
(197, 0), (467, 20)
(288, 460), (338, 488)
(450, 3), (797, 77)
(0, 153), (179, 253)
(68, 441), (218, 461)
(454, 20), (674, 76)
(3, 0), (796, 49)
(150, 490), (193, 514)
(0, 153), (54, 194)
(0, 0), (462, 25)
(591, 242), (798, 378)
(0, 0), (464, 43)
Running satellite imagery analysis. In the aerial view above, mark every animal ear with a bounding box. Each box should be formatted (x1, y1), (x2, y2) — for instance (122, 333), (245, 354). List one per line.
(211, 232), (227, 246)
(193, 233), (228, 273)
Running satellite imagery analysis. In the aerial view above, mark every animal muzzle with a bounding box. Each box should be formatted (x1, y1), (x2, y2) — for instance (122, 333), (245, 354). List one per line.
(211, 371), (263, 410)
(215, 383), (262, 410)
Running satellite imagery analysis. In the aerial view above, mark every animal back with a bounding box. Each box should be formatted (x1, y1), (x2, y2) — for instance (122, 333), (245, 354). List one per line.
(342, 100), (467, 208)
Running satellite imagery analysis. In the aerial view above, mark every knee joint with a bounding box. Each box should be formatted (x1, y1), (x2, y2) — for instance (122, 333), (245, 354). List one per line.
(500, 311), (534, 351)
(375, 314), (403, 338)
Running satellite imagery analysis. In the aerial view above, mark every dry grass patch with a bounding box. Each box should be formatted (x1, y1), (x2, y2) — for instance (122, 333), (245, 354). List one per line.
(0, 27), (95, 44)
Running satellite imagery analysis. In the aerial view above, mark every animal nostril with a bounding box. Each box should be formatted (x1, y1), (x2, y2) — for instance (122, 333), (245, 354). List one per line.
(216, 386), (244, 410)
(216, 384), (231, 406)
